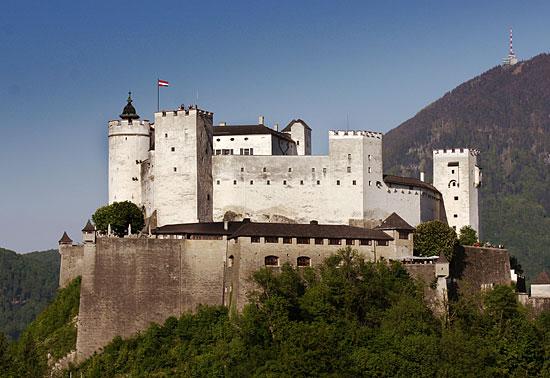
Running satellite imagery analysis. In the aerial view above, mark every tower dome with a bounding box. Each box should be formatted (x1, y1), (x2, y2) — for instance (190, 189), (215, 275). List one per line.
(120, 92), (140, 120)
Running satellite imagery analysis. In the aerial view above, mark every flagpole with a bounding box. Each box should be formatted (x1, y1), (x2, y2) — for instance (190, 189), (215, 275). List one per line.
(157, 78), (159, 112)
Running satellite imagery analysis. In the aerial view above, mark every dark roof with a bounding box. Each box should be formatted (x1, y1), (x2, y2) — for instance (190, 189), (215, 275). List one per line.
(120, 92), (140, 120)
(532, 271), (550, 285)
(82, 220), (96, 232)
(153, 220), (393, 241)
(281, 119), (312, 132)
(383, 174), (440, 194)
(376, 212), (415, 231)
(213, 124), (295, 143)
(59, 232), (73, 244)
(436, 254), (449, 263)
(154, 222), (242, 236)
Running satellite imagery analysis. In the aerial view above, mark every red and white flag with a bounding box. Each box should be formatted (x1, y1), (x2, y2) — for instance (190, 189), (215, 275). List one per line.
(158, 79), (169, 87)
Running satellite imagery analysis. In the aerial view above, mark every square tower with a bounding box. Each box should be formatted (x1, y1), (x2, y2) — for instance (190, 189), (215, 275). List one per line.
(153, 107), (214, 226)
(433, 149), (481, 235)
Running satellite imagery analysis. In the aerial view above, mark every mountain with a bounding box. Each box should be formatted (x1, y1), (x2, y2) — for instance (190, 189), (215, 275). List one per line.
(383, 53), (550, 281)
(0, 247), (60, 339)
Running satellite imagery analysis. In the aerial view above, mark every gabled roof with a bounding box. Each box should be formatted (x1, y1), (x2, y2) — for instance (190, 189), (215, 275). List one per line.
(82, 220), (96, 232)
(213, 124), (295, 143)
(154, 222), (243, 236)
(59, 232), (73, 244)
(532, 271), (550, 285)
(281, 119), (311, 132)
(383, 174), (441, 194)
(375, 212), (415, 231)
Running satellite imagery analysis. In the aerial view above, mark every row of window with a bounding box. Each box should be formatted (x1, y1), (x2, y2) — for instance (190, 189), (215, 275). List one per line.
(216, 179), (376, 186)
(214, 148), (254, 155)
(264, 255), (311, 267)
(250, 236), (388, 246)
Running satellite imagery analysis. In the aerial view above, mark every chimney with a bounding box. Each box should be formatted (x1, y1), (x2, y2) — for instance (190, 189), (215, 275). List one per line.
(274, 123), (279, 131)
(223, 220), (229, 231)
(258, 115), (265, 125)
(219, 122), (227, 126)
(420, 172), (425, 182)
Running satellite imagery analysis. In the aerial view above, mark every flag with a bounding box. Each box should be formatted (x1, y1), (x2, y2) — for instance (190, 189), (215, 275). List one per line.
(158, 79), (169, 87)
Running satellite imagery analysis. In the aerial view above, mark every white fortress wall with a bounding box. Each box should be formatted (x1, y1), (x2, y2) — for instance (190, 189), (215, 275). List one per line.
(214, 134), (274, 156)
(108, 119), (150, 204)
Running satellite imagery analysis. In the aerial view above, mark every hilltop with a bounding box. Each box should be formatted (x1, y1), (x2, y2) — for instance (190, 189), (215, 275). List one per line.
(0, 248), (60, 339)
(384, 53), (550, 279)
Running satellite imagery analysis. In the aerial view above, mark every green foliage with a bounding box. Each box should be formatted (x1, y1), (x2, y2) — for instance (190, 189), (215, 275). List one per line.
(0, 247), (60, 340)
(70, 249), (550, 377)
(458, 225), (478, 246)
(414, 220), (458, 260)
(92, 201), (145, 237)
(383, 53), (550, 281)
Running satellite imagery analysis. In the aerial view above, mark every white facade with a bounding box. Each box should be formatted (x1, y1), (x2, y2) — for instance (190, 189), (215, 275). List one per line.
(282, 120), (311, 155)
(432, 149), (481, 234)
(531, 284), (550, 298)
(107, 103), (478, 231)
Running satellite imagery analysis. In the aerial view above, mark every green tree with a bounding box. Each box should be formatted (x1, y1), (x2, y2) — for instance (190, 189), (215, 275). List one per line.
(458, 225), (478, 246)
(414, 220), (458, 260)
(92, 201), (144, 237)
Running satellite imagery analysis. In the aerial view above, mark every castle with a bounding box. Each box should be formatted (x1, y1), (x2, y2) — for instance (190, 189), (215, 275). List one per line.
(59, 95), (483, 360)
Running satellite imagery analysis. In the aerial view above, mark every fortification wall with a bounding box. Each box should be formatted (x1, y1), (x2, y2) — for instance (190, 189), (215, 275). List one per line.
(59, 244), (85, 287)
(76, 237), (226, 360)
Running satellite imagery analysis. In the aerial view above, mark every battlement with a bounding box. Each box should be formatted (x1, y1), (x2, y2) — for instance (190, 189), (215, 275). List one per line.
(108, 119), (151, 136)
(433, 148), (480, 157)
(154, 107), (214, 120)
(328, 130), (383, 139)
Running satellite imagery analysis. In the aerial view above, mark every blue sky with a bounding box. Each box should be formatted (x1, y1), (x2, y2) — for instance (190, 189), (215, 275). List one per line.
(1, 1), (549, 252)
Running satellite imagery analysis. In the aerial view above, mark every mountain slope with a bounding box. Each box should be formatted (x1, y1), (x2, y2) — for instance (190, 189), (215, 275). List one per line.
(0, 248), (60, 339)
(383, 53), (550, 280)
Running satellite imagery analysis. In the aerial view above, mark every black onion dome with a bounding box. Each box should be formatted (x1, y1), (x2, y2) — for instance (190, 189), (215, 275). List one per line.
(120, 92), (140, 120)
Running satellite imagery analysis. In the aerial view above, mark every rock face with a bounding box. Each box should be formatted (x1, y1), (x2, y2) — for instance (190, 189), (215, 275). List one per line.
(383, 54), (550, 280)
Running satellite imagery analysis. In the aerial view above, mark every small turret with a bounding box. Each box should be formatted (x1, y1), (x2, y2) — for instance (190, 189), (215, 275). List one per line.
(120, 92), (140, 120)
(82, 220), (96, 244)
(59, 232), (73, 245)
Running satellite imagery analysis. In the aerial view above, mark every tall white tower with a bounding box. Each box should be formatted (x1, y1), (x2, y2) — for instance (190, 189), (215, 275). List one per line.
(433, 148), (481, 235)
(502, 28), (518, 66)
(153, 106), (214, 226)
(108, 93), (151, 206)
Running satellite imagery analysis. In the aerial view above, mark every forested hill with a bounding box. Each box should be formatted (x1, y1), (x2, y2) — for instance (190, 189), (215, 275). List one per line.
(0, 248), (60, 339)
(383, 53), (550, 280)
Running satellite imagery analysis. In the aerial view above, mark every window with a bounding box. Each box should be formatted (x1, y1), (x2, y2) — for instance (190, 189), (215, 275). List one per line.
(250, 180), (254, 185)
(171, 147), (175, 152)
(312, 168), (315, 172)
(448, 180), (457, 188)
(368, 154), (371, 160)
(230, 137), (234, 141)
(297, 237), (310, 244)
(173, 167), (177, 172)
(215, 149), (222, 155)
(206, 194), (210, 201)
(347, 166), (351, 173)
(336, 180), (340, 185)
(454, 196), (458, 200)
(377, 240), (389, 246)
(300, 180), (304, 185)
(241, 167), (244, 172)
(359, 239), (372, 246)
(348, 154), (351, 159)
(346, 239), (354, 245)
(453, 214), (458, 218)
(328, 238), (341, 245)
(453, 226), (456, 230)
(263, 167), (267, 172)
(323, 168), (327, 174)
(267, 180), (270, 185)
(352, 180), (356, 185)
(288, 168), (292, 172)
(216, 180), (220, 185)
(368, 181), (371, 186)
(297, 141), (300, 145)
(265, 255), (279, 266)
(244, 137), (248, 140)
(316, 180), (320, 185)
(398, 231), (409, 240)
(241, 148), (253, 155)
(282, 237), (292, 244)
(216, 138), (220, 142)
(451, 169), (455, 174)
(222, 149), (232, 155)
(251, 236), (260, 243)
(368, 167), (371, 173)
(283, 180), (287, 185)
(228, 255), (234, 267)
(233, 180), (237, 185)
(314, 238), (324, 245)
(265, 236), (279, 243)
(297, 256), (311, 267)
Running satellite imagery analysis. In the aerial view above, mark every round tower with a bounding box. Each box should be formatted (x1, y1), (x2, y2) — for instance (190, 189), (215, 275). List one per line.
(108, 92), (151, 206)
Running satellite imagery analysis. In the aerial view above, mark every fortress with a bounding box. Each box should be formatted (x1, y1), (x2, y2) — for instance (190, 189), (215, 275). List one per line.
(59, 94), (483, 360)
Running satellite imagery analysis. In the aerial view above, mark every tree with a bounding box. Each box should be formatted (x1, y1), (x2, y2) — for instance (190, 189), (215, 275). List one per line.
(92, 201), (145, 237)
(414, 220), (458, 261)
(458, 225), (478, 246)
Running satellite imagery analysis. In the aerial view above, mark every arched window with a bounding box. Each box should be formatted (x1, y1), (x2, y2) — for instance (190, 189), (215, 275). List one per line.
(297, 256), (311, 267)
(228, 255), (234, 268)
(265, 255), (279, 266)
(448, 180), (457, 188)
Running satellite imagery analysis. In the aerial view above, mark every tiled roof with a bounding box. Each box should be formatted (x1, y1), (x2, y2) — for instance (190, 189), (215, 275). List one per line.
(532, 271), (550, 285)
(59, 232), (73, 244)
(213, 124), (295, 143)
(281, 119), (312, 132)
(154, 220), (392, 241)
(383, 174), (440, 194)
(82, 220), (96, 232)
(376, 212), (415, 231)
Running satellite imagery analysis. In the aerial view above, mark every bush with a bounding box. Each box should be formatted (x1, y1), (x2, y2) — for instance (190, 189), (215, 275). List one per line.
(458, 225), (478, 246)
(414, 220), (458, 260)
(92, 201), (144, 237)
